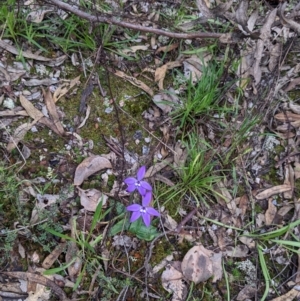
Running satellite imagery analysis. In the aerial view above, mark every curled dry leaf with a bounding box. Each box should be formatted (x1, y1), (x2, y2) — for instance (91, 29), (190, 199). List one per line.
(161, 262), (187, 301)
(74, 155), (112, 186)
(53, 76), (81, 103)
(279, 3), (300, 34)
(6, 121), (37, 151)
(42, 242), (67, 269)
(77, 188), (108, 212)
(112, 69), (154, 96)
(265, 198), (277, 225)
(181, 245), (222, 284)
(155, 61), (181, 90)
(145, 157), (174, 178)
(255, 184), (292, 200)
(43, 88), (65, 136)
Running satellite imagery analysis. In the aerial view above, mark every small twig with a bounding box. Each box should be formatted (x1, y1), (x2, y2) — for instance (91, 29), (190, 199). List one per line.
(175, 208), (198, 233)
(47, 0), (222, 39)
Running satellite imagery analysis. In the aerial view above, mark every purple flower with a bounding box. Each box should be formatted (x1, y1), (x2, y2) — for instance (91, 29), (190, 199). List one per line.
(124, 166), (152, 196)
(126, 192), (160, 227)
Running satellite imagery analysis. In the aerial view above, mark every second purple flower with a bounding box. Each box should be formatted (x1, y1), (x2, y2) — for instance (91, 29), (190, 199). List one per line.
(124, 165), (152, 196)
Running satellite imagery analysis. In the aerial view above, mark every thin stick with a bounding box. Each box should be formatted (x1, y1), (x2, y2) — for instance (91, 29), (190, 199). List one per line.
(47, 0), (222, 39)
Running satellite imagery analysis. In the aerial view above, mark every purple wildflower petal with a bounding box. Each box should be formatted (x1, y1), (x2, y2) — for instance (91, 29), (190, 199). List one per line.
(130, 211), (142, 223)
(142, 212), (151, 227)
(137, 166), (146, 181)
(137, 186), (147, 196)
(147, 207), (160, 217)
(126, 204), (141, 212)
(124, 177), (136, 185)
(127, 185), (136, 193)
(140, 180), (153, 191)
(142, 192), (152, 206)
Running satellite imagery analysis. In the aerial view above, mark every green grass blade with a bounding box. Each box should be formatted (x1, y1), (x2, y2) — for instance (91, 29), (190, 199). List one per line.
(258, 244), (270, 301)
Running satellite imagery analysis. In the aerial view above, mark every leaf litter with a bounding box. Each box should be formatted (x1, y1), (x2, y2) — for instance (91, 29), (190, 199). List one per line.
(2, 0), (300, 300)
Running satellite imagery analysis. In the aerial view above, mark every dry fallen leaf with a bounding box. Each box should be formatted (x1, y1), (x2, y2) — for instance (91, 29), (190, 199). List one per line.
(255, 184), (292, 200)
(274, 112), (300, 122)
(269, 287), (300, 301)
(224, 245), (249, 257)
(236, 285), (257, 301)
(161, 262), (187, 301)
(155, 61), (181, 90)
(7, 121), (37, 152)
(74, 155), (112, 186)
(1, 271), (69, 301)
(0, 40), (67, 64)
(265, 198), (277, 225)
(181, 245), (219, 284)
(19, 95), (44, 120)
(42, 242), (67, 269)
(77, 188), (108, 211)
(53, 75), (80, 103)
(152, 88), (180, 114)
(43, 88), (65, 136)
(66, 218), (82, 282)
(112, 69), (154, 96)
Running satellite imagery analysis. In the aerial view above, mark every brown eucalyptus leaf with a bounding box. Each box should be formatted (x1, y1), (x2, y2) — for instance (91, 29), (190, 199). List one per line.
(237, 285), (257, 301)
(66, 218), (82, 281)
(42, 88), (65, 135)
(1, 272), (69, 300)
(112, 69), (154, 96)
(161, 262), (187, 301)
(181, 245), (213, 284)
(274, 112), (300, 122)
(19, 95), (44, 120)
(0, 40), (65, 63)
(279, 3), (300, 34)
(23, 78), (59, 86)
(77, 188), (108, 211)
(53, 75), (81, 103)
(265, 198), (277, 225)
(255, 184), (292, 200)
(0, 109), (28, 117)
(235, 0), (248, 29)
(42, 242), (67, 269)
(145, 157), (173, 178)
(74, 155), (112, 186)
(283, 164), (294, 199)
(155, 61), (181, 90)
(224, 245), (249, 257)
(7, 121), (37, 152)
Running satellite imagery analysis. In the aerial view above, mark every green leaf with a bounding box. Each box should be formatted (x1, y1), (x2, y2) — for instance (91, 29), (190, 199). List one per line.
(45, 227), (77, 243)
(43, 257), (77, 275)
(129, 218), (160, 241)
(271, 239), (300, 248)
(257, 244), (271, 301)
(109, 218), (130, 236)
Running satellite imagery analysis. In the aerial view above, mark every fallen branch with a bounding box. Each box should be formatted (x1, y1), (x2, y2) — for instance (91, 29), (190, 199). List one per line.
(47, 0), (222, 39)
